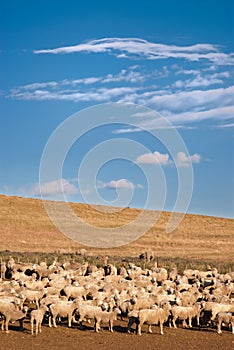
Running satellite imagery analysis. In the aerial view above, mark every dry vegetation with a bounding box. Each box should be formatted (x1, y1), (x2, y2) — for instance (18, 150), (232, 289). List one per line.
(0, 194), (233, 270)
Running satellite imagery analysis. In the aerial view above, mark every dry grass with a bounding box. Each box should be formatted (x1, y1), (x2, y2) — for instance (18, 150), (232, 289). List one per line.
(0, 194), (233, 267)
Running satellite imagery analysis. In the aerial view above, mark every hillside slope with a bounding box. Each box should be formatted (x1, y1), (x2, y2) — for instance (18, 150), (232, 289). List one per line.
(0, 194), (233, 262)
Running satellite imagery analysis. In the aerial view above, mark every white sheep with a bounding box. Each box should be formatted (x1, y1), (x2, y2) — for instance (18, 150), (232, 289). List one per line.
(204, 301), (234, 321)
(171, 304), (201, 328)
(137, 302), (171, 335)
(1, 306), (28, 333)
(216, 312), (234, 334)
(48, 300), (78, 328)
(77, 304), (103, 327)
(211, 303), (234, 320)
(94, 307), (121, 332)
(31, 305), (48, 335)
(20, 288), (46, 307)
(63, 285), (88, 300)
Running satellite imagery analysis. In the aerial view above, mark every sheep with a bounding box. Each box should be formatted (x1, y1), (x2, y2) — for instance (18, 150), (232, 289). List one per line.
(62, 285), (88, 300)
(129, 296), (157, 311)
(48, 299), (79, 328)
(76, 304), (103, 327)
(94, 307), (121, 332)
(205, 302), (234, 321)
(169, 268), (178, 282)
(20, 288), (46, 307)
(150, 267), (168, 284)
(0, 261), (6, 279)
(1, 306), (28, 333)
(24, 277), (49, 291)
(0, 296), (23, 310)
(6, 256), (15, 270)
(171, 303), (201, 328)
(216, 312), (234, 334)
(137, 302), (171, 335)
(31, 305), (48, 336)
(0, 300), (20, 330)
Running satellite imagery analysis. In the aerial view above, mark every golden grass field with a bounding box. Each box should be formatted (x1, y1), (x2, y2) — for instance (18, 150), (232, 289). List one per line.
(0, 194), (233, 266)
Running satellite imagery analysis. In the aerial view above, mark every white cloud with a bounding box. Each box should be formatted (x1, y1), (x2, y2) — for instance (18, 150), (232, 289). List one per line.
(184, 75), (223, 88)
(174, 80), (185, 88)
(167, 106), (234, 124)
(33, 38), (234, 65)
(98, 179), (138, 190)
(147, 85), (234, 113)
(215, 122), (234, 128)
(135, 151), (201, 167)
(175, 70), (230, 89)
(176, 69), (200, 76)
(175, 152), (201, 167)
(211, 71), (230, 79)
(10, 86), (139, 102)
(136, 151), (170, 165)
(12, 67), (144, 95)
(29, 179), (78, 197)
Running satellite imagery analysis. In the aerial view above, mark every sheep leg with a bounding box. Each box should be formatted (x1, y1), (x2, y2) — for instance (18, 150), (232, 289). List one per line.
(138, 323), (143, 335)
(48, 316), (52, 328)
(39, 321), (42, 334)
(160, 322), (164, 335)
(72, 315), (79, 324)
(188, 318), (192, 328)
(52, 316), (57, 328)
(5, 318), (9, 333)
(95, 320), (100, 333)
(31, 319), (34, 335)
(148, 325), (152, 333)
(35, 322), (39, 336)
(68, 314), (72, 327)
(217, 321), (222, 334)
(182, 319), (188, 328)
(109, 320), (113, 332)
(172, 318), (177, 328)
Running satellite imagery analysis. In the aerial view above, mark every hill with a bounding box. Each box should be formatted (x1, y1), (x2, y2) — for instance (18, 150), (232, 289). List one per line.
(0, 194), (233, 263)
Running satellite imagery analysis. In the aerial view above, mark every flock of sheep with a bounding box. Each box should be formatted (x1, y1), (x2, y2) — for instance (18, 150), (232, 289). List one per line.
(0, 256), (233, 336)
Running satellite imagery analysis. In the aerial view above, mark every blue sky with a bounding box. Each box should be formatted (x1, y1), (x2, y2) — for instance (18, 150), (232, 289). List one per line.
(0, 0), (233, 218)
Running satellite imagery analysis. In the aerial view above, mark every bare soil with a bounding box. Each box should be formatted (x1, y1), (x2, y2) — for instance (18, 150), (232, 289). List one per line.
(0, 319), (233, 350)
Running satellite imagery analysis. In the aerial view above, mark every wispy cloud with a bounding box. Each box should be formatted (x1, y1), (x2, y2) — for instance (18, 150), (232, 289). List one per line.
(215, 122), (234, 128)
(173, 71), (230, 89)
(9, 79), (234, 127)
(10, 86), (139, 102)
(11, 68), (145, 93)
(34, 37), (234, 65)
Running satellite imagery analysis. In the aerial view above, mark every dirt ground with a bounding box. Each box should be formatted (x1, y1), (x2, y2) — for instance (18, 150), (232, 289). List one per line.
(0, 319), (233, 350)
